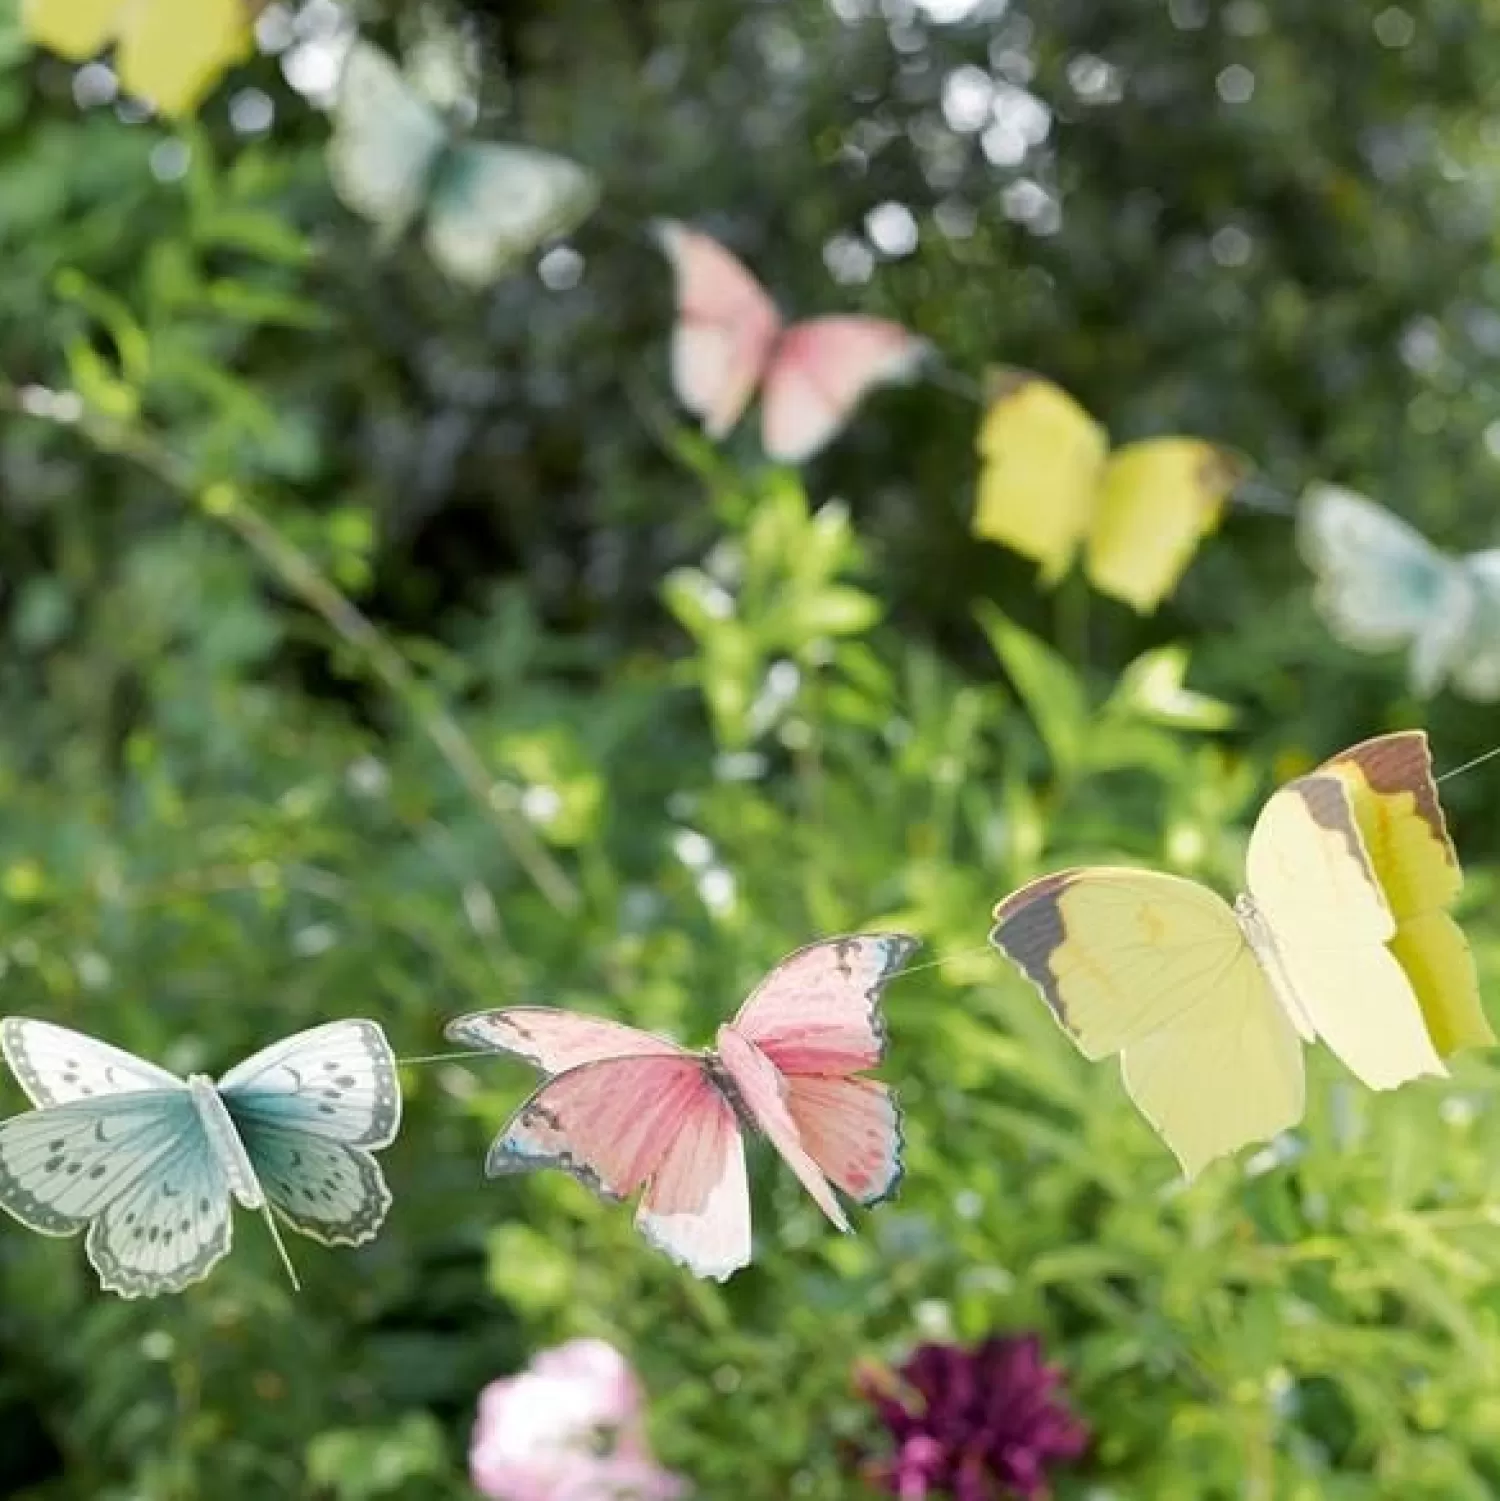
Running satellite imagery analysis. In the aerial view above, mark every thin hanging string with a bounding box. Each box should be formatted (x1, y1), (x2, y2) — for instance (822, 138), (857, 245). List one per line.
(922, 359), (985, 405)
(889, 942), (995, 980)
(1230, 473), (1297, 516)
(1437, 742), (1500, 784)
(397, 1047), (496, 1067)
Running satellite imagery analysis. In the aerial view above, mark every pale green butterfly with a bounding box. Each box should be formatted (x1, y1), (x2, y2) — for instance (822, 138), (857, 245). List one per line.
(328, 38), (599, 289)
(1298, 482), (1500, 701)
(0, 1017), (401, 1298)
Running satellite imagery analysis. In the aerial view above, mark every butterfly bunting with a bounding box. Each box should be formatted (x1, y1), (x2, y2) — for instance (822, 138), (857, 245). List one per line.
(0, 1017), (401, 1297)
(445, 934), (918, 1280)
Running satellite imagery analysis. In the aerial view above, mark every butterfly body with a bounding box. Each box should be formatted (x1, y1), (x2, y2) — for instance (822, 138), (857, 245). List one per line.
(655, 222), (929, 464)
(450, 934), (918, 1279)
(330, 40), (598, 288)
(990, 732), (1487, 1178)
(0, 1018), (401, 1297)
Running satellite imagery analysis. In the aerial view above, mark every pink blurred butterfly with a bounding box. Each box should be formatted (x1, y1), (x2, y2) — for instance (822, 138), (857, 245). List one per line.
(654, 221), (930, 465)
(445, 934), (918, 1280)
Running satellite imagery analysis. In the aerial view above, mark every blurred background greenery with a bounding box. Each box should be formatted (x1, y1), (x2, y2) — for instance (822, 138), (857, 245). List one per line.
(5, 0), (1500, 1496)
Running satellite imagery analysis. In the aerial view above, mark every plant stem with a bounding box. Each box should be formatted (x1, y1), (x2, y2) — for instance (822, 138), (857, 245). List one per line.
(1, 382), (580, 913)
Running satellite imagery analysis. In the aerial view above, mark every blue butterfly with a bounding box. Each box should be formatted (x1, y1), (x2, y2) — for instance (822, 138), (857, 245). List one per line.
(1299, 483), (1500, 701)
(0, 1017), (401, 1298)
(328, 39), (598, 289)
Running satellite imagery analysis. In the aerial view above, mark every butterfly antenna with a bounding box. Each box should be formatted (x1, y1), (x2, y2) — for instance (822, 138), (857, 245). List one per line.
(1437, 742), (1500, 784)
(261, 1207), (302, 1293)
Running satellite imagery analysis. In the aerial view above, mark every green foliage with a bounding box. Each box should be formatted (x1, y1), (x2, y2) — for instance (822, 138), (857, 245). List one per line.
(5, 1), (1500, 1499)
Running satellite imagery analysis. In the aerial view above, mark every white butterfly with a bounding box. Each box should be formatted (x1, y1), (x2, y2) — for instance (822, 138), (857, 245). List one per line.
(328, 40), (598, 289)
(0, 1017), (401, 1298)
(1299, 483), (1500, 700)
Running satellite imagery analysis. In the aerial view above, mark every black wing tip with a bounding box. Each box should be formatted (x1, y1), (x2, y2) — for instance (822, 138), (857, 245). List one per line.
(988, 873), (1081, 1029)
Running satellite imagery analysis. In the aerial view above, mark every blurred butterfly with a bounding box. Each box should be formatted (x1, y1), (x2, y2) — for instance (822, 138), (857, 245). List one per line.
(990, 731), (1490, 1179)
(328, 39), (599, 289)
(973, 370), (1246, 614)
(654, 222), (930, 465)
(1298, 483), (1500, 701)
(23, 0), (252, 116)
(445, 934), (918, 1280)
(0, 1017), (401, 1297)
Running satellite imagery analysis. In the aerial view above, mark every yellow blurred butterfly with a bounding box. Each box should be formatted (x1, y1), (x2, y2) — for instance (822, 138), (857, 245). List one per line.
(24, 0), (253, 117)
(989, 731), (1491, 1179)
(972, 369), (1246, 614)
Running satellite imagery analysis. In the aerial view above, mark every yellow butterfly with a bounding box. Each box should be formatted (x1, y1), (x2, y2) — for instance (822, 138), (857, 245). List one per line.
(24, 0), (252, 117)
(989, 731), (1489, 1178)
(972, 370), (1245, 614)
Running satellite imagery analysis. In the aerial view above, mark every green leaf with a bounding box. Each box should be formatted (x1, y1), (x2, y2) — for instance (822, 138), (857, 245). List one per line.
(793, 584), (881, 639)
(1108, 644), (1238, 731)
(975, 601), (1089, 775)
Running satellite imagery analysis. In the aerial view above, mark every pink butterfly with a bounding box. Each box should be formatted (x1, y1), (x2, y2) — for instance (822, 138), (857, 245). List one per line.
(654, 221), (930, 465)
(445, 934), (918, 1280)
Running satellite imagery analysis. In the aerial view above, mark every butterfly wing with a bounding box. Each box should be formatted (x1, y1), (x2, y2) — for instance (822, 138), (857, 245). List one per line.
(1, 1017), (183, 1106)
(116, 0), (251, 116)
(726, 935), (915, 1207)
(217, 1021), (400, 1247)
(759, 317), (929, 464)
(653, 220), (783, 439)
(1086, 439), (1243, 613)
(328, 40), (448, 244)
(1247, 773), (1446, 1090)
(729, 934), (919, 1075)
(85, 1114), (237, 1297)
(425, 142), (599, 289)
(772, 1074), (902, 1207)
(1450, 551), (1500, 702)
(444, 1008), (685, 1073)
(491, 1054), (750, 1279)
(0, 1088), (236, 1297)
(1297, 484), (1467, 695)
(1317, 732), (1490, 1057)
(713, 1027), (848, 1230)
(634, 1086), (750, 1281)
(973, 371), (1108, 584)
(22, 0), (116, 60)
(990, 868), (1304, 1178)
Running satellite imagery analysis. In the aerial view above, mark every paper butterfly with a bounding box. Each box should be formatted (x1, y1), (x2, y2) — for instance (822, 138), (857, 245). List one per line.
(989, 731), (1491, 1179)
(972, 369), (1246, 614)
(0, 1017), (402, 1298)
(445, 934), (919, 1280)
(328, 39), (599, 290)
(1298, 483), (1500, 701)
(23, 0), (251, 117)
(654, 222), (929, 465)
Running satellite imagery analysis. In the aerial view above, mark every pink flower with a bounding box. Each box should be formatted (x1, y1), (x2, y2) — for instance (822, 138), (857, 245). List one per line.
(470, 1339), (687, 1501)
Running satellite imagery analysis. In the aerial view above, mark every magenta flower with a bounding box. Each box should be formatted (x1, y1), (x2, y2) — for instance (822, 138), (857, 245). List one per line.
(861, 1334), (1089, 1501)
(470, 1338), (686, 1501)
